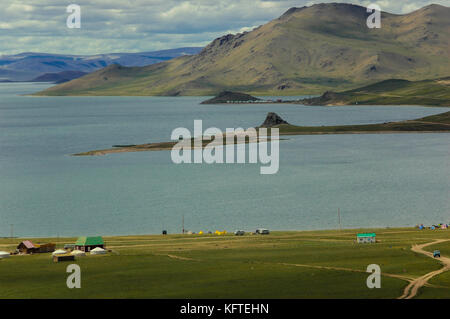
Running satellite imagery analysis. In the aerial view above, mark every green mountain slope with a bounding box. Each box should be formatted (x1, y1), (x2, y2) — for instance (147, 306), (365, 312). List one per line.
(36, 3), (450, 96)
(300, 77), (450, 106)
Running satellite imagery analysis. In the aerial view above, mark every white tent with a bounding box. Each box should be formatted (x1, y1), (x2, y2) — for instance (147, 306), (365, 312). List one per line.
(0, 251), (10, 259)
(90, 247), (106, 255)
(71, 250), (86, 257)
(52, 249), (67, 256)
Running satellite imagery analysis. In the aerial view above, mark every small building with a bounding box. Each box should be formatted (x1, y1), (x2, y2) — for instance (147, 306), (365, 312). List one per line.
(0, 251), (10, 259)
(64, 244), (76, 251)
(75, 236), (104, 252)
(17, 240), (38, 254)
(52, 249), (67, 256)
(37, 243), (56, 253)
(90, 247), (107, 255)
(53, 254), (75, 263)
(71, 250), (86, 257)
(357, 233), (376, 244)
(17, 241), (56, 254)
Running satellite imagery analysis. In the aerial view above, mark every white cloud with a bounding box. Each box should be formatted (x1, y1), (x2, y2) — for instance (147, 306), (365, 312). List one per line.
(0, 0), (447, 55)
(401, 3), (422, 13)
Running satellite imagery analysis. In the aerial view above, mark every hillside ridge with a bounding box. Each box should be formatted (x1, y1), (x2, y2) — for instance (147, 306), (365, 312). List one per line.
(36, 3), (450, 96)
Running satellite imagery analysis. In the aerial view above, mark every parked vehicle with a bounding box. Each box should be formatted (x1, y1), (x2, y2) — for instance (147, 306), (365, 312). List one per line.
(256, 228), (270, 235)
(433, 250), (441, 258)
(234, 230), (245, 236)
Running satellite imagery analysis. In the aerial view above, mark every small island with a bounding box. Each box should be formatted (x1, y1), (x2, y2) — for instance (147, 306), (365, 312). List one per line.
(200, 91), (261, 104)
(74, 111), (450, 156)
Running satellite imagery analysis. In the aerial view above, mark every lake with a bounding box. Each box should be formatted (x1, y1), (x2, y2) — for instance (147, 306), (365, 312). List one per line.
(0, 82), (449, 237)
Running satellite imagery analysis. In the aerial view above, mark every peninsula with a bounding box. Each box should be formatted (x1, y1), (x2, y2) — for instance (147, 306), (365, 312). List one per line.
(73, 111), (450, 156)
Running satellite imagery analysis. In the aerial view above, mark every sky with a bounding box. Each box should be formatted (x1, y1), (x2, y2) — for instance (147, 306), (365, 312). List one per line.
(1, 0), (449, 55)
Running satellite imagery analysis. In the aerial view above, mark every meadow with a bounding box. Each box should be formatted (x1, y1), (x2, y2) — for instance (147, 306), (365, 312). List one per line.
(0, 228), (449, 299)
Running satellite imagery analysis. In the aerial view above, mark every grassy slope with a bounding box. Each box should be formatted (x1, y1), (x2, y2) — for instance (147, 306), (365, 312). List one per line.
(35, 4), (450, 96)
(0, 228), (448, 298)
(417, 241), (450, 298)
(302, 78), (450, 106)
(277, 111), (450, 135)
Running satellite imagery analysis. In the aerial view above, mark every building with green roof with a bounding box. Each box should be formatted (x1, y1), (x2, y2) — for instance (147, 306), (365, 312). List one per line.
(356, 233), (376, 244)
(75, 236), (105, 252)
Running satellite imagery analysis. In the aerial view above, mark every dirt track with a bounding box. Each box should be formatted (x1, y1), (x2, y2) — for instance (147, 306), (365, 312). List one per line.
(399, 239), (450, 299)
(278, 262), (415, 282)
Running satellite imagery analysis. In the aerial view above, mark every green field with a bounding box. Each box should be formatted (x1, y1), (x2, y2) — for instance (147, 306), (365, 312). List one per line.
(0, 228), (449, 299)
(277, 111), (450, 135)
(300, 78), (450, 107)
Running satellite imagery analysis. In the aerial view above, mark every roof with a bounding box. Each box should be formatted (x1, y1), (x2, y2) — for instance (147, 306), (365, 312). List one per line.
(20, 240), (35, 249)
(75, 236), (104, 246)
(357, 233), (376, 237)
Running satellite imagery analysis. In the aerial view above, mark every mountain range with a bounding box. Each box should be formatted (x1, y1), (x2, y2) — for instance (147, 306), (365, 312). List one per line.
(0, 47), (202, 82)
(37, 3), (450, 96)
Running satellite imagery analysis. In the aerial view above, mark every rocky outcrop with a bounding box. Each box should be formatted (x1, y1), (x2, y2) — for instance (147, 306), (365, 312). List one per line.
(299, 91), (345, 105)
(201, 91), (260, 104)
(261, 112), (289, 127)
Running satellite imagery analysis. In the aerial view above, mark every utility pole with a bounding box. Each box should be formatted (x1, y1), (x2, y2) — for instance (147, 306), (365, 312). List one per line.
(182, 214), (185, 234)
(338, 208), (342, 232)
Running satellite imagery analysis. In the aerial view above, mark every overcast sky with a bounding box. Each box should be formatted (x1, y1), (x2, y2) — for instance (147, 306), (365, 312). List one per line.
(1, 0), (448, 55)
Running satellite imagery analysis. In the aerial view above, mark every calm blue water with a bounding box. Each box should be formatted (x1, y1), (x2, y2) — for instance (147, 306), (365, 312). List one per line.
(0, 82), (449, 237)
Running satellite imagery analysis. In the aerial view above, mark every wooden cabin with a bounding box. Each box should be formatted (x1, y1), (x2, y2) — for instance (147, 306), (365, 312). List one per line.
(17, 241), (56, 254)
(17, 240), (38, 254)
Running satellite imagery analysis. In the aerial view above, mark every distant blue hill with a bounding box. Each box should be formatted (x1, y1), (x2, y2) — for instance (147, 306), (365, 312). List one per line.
(30, 70), (88, 84)
(0, 47), (203, 81)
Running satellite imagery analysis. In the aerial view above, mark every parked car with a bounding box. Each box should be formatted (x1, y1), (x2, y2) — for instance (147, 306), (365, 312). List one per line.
(234, 230), (245, 236)
(433, 250), (441, 258)
(256, 228), (270, 235)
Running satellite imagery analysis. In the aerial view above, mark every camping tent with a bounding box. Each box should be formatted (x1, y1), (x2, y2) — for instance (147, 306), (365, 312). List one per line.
(71, 250), (86, 257)
(52, 249), (67, 256)
(90, 247), (106, 255)
(0, 251), (10, 259)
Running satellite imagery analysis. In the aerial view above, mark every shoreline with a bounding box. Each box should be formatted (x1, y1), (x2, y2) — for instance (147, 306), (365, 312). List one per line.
(73, 130), (450, 156)
(0, 226), (428, 241)
(73, 112), (450, 156)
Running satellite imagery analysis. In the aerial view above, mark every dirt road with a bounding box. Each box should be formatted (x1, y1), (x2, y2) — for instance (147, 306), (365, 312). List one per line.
(399, 239), (450, 299)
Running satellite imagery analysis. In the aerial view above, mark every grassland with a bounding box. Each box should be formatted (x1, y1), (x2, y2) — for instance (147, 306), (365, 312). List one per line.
(0, 228), (449, 299)
(277, 111), (450, 135)
(300, 78), (450, 107)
